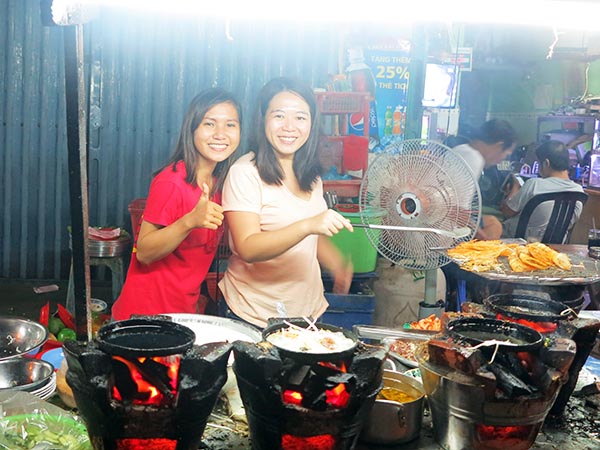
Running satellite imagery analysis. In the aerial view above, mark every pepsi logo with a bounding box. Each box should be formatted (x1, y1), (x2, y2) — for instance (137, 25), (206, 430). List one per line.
(348, 113), (365, 132)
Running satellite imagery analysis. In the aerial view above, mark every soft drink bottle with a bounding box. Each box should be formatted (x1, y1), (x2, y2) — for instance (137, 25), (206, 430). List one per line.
(346, 47), (380, 148)
(392, 106), (402, 135)
(384, 106), (393, 136)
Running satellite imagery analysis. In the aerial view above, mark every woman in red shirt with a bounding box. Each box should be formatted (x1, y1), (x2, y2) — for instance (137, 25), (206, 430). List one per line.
(112, 88), (242, 321)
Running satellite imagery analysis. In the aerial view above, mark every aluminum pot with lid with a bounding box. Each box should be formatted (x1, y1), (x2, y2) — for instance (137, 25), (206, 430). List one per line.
(360, 369), (425, 445)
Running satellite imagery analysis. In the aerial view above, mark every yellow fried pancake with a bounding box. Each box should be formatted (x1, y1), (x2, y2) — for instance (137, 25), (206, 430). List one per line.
(519, 253), (552, 270)
(552, 252), (572, 270)
(508, 252), (530, 272)
(526, 242), (557, 265)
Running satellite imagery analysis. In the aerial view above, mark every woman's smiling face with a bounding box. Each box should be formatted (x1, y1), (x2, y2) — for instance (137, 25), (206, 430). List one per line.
(193, 101), (241, 165)
(264, 91), (311, 159)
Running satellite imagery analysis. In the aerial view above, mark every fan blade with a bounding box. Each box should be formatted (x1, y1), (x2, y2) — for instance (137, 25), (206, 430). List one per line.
(353, 223), (471, 239)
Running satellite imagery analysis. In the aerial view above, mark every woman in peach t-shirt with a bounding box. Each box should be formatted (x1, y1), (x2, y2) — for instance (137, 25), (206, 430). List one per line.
(219, 77), (353, 328)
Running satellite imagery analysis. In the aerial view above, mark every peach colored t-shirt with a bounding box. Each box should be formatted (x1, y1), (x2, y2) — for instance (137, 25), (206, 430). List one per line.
(219, 152), (328, 328)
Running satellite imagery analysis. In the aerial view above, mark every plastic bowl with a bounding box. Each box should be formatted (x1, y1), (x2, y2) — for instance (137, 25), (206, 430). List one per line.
(90, 298), (108, 313)
(0, 358), (54, 392)
(0, 317), (49, 360)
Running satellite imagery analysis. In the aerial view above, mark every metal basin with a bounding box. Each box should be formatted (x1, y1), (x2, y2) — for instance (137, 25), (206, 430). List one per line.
(0, 358), (54, 391)
(0, 316), (49, 360)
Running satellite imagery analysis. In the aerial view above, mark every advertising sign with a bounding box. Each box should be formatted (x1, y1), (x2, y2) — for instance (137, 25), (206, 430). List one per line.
(363, 45), (411, 147)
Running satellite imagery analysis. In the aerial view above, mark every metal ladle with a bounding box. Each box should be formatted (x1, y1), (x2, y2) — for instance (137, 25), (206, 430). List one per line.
(324, 191), (471, 239)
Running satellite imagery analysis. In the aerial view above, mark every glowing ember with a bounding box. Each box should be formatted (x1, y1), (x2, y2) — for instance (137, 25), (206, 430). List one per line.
(116, 438), (177, 450)
(496, 313), (558, 333)
(283, 390), (303, 405)
(325, 383), (350, 408)
(282, 433), (337, 450)
(281, 360), (350, 409)
(475, 423), (538, 449)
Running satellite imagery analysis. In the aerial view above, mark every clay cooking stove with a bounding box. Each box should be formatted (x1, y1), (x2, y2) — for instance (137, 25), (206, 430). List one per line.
(232, 318), (387, 450)
(418, 295), (600, 450)
(64, 318), (232, 450)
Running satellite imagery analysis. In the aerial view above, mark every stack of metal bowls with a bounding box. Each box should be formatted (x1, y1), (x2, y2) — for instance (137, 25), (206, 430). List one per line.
(87, 233), (132, 257)
(69, 230), (132, 258)
(0, 316), (55, 399)
(0, 358), (56, 399)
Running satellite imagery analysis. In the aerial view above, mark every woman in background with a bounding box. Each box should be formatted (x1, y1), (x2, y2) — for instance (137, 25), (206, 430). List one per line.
(219, 77), (353, 328)
(112, 88), (242, 321)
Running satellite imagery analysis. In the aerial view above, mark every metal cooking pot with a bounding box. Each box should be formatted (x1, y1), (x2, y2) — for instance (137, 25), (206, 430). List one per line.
(360, 369), (425, 445)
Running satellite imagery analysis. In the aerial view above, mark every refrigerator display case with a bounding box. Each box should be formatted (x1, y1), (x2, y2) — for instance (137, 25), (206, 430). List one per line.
(588, 153), (600, 188)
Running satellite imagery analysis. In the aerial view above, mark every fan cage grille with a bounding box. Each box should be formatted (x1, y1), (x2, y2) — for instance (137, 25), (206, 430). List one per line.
(359, 140), (481, 271)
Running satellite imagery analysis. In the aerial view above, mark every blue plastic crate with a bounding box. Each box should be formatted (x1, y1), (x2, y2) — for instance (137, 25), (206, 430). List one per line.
(321, 282), (375, 330)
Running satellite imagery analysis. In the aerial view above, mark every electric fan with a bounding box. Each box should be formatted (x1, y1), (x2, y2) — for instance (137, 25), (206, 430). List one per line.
(358, 139), (481, 305)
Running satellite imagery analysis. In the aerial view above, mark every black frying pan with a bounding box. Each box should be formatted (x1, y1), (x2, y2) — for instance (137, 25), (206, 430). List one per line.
(96, 318), (196, 358)
(262, 318), (358, 363)
(484, 293), (576, 322)
(446, 317), (543, 353)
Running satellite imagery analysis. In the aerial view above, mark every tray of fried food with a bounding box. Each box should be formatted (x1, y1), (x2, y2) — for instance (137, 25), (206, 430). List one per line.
(404, 314), (442, 332)
(446, 240), (599, 284)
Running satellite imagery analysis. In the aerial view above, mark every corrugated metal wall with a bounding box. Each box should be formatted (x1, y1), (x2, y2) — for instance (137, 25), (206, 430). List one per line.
(0, 1), (341, 279)
(1, 0), (69, 280)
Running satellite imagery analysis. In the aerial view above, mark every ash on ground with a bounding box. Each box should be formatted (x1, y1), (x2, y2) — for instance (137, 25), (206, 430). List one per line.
(198, 391), (600, 450)
(200, 393), (251, 450)
(540, 394), (600, 446)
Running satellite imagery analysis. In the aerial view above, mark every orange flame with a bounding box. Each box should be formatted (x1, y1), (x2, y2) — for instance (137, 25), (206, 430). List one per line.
(111, 355), (180, 405)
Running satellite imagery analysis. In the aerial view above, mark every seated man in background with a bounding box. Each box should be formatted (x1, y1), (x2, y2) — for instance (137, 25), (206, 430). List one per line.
(452, 119), (518, 240)
(500, 140), (584, 242)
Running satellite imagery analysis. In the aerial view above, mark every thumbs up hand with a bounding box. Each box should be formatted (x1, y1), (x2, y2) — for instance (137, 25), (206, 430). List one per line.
(190, 183), (224, 230)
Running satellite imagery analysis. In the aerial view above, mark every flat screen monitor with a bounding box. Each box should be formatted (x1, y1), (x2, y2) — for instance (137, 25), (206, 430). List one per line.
(422, 63), (459, 108)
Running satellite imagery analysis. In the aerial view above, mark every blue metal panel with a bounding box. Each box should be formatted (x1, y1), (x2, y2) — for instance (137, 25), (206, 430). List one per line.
(0, 1), (340, 279)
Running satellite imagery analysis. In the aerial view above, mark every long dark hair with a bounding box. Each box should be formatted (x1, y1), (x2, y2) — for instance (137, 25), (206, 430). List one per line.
(158, 87), (243, 193)
(251, 77), (321, 192)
